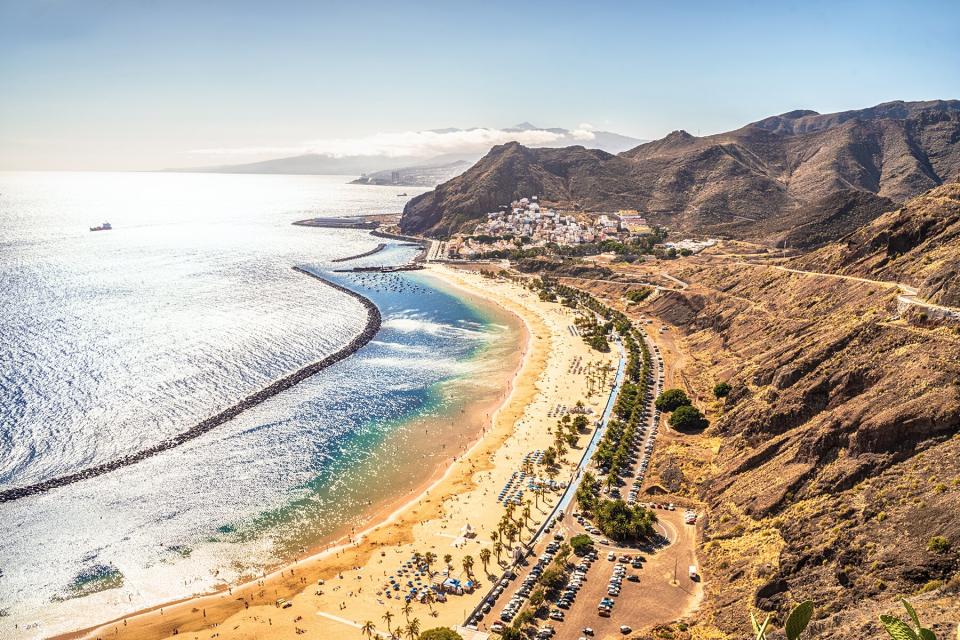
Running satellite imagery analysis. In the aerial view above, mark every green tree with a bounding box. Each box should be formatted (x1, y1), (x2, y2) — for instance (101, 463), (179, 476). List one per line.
(382, 611), (395, 637)
(655, 388), (691, 411)
(500, 627), (524, 640)
(569, 533), (594, 555)
(418, 628), (461, 640)
(462, 554), (474, 578)
(669, 404), (709, 431)
(713, 381), (732, 398)
(361, 621), (377, 640)
(539, 566), (567, 595)
(479, 547), (491, 573)
(405, 618), (421, 640)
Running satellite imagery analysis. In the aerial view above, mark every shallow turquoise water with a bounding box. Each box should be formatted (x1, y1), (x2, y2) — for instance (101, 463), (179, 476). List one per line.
(0, 172), (516, 637)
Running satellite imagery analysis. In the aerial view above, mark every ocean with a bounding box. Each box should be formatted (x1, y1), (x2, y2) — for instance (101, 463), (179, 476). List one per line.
(0, 172), (521, 637)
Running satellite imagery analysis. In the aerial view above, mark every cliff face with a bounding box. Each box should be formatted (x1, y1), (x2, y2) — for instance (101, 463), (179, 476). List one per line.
(579, 255), (960, 638)
(792, 183), (960, 306)
(401, 100), (960, 241)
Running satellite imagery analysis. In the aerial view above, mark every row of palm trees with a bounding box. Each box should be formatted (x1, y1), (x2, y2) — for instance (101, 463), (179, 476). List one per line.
(361, 609), (418, 640)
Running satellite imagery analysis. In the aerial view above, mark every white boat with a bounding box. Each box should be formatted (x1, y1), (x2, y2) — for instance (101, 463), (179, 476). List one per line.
(90, 222), (112, 231)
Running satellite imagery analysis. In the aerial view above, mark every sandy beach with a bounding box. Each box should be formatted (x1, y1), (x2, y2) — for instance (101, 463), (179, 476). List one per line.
(66, 264), (617, 640)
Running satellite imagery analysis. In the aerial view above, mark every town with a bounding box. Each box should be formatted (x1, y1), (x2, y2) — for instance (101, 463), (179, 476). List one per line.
(442, 197), (716, 260)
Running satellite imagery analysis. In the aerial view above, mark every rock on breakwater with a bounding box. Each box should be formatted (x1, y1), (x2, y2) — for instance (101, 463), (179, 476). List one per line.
(331, 243), (387, 263)
(0, 268), (382, 503)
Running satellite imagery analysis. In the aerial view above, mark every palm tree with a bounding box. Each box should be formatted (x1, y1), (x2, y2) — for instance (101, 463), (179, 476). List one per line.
(462, 554), (474, 578)
(522, 504), (531, 527)
(401, 601), (412, 623)
(382, 611), (394, 637)
(405, 618), (421, 640)
(423, 589), (435, 615)
(489, 530), (498, 545)
(504, 522), (517, 548)
(424, 552), (437, 578)
(361, 620), (377, 640)
(443, 553), (453, 575)
(493, 540), (503, 563)
(479, 548), (491, 573)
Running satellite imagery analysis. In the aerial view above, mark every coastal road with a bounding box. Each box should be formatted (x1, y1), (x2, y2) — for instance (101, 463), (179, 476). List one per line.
(726, 260), (960, 319)
(467, 338), (627, 628)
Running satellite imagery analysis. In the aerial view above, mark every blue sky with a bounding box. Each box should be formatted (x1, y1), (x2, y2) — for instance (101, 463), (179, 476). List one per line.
(1, 0), (958, 170)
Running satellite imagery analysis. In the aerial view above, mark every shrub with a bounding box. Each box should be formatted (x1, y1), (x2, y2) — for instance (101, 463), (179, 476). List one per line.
(418, 628), (461, 640)
(569, 534), (594, 555)
(669, 405), (709, 431)
(927, 535), (951, 553)
(656, 388), (691, 411)
(626, 288), (653, 303)
(713, 381), (732, 398)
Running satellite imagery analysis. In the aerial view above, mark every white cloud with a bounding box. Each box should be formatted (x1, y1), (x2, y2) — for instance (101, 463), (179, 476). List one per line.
(189, 127), (569, 158)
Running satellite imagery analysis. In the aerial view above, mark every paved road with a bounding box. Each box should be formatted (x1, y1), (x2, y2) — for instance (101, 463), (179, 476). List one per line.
(467, 337), (628, 628)
(749, 262), (960, 318)
(472, 325), (702, 637)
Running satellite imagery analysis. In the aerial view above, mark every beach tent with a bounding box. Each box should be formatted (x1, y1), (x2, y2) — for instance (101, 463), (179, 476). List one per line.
(460, 522), (476, 538)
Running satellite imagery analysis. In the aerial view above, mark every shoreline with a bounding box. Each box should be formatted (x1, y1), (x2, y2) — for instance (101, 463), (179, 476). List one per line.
(60, 264), (543, 640)
(60, 264), (614, 640)
(0, 268), (381, 504)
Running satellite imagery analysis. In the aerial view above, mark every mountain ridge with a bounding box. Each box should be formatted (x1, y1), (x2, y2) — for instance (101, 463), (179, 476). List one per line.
(162, 123), (645, 185)
(401, 100), (960, 241)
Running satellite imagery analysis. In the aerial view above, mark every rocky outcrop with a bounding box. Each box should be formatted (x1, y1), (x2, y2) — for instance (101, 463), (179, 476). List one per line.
(793, 183), (960, 306)
(580, 254), (960, 637)
(401, 100), (960, 241)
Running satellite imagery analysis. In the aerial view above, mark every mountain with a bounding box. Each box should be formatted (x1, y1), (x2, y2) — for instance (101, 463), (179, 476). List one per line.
(165, 153), (424, 176)
(793, 182), (960, 306)
(400, 100), (960, 239)
(165, 123), (645, 186)
(568, 188), (960, 636)
(350, 159), (474, 187)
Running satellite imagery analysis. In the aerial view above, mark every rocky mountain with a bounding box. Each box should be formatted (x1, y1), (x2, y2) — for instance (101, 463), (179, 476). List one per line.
(166, 123), (644, 186)
(568, 204), (960, 636)
(401, 100), (960, 240)
(792, 183), (960, 306)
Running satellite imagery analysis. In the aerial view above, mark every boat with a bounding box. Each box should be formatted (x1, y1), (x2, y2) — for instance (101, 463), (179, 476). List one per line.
(89, 222), (112, 231)
(397, 193), (408, 196)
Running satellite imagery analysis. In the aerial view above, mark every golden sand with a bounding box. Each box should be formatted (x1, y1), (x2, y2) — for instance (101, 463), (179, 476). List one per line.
(68, 265), (615, 640)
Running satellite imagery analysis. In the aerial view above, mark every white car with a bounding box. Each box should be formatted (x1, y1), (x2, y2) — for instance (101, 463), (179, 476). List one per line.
(620, 625), (633, 634)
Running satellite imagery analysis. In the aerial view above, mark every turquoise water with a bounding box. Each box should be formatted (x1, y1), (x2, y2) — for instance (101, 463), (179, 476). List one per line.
(0, 172), (519, 638)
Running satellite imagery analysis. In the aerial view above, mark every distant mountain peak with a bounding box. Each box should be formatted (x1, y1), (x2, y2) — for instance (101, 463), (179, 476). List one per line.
(779, 109), (820, 119)
(665, 129), (695, 141)
(510, 122), (540, 131)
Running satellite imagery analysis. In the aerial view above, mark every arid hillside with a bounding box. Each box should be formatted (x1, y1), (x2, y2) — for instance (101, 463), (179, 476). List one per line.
(571, 254), (960, 639)
(792, 183), (960, 306)
(401, 100), (960, 241)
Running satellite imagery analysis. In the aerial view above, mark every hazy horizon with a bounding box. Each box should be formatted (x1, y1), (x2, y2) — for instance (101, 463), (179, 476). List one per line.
(2, 0), (959, 171)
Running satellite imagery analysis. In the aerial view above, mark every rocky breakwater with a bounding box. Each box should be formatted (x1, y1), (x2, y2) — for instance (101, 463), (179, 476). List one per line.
(0, 268), (382, 503)
(331, 242), (387, 263)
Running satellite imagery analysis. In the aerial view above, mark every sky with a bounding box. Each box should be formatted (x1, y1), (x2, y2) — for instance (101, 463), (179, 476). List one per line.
(1, 0), (958, 171)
